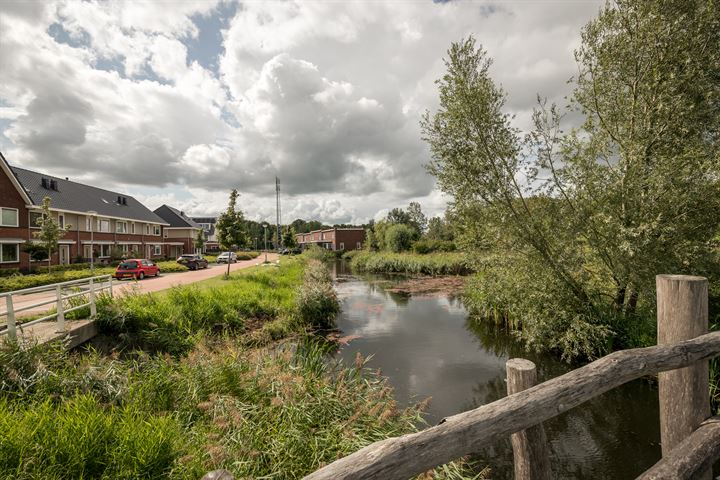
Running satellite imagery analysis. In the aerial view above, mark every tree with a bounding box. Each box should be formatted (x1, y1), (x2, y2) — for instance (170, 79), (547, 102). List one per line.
(407, 202), (427, 234)
(195, 229), (205, 253)
(32, 197), (71, 273)
(384, 224), (416, 253)
(216, 189), (247, 278)
(422, 1), (720, 359)
(282, 227), (298, 249)
(386, 208), (411, 225)
(426, 216), (454, 242)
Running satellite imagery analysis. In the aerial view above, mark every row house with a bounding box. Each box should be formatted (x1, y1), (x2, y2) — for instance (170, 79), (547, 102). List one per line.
(0, 152), (197, 271)
(191, 216), (220, 252)
(296, 228), (365, 251)
(154, 205), (203, 258)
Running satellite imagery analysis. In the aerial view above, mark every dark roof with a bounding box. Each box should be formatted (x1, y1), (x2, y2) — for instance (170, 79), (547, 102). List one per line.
(10, 166), (167, 224)
(191, 217), (216, 235)
(154, 204), (202, 228)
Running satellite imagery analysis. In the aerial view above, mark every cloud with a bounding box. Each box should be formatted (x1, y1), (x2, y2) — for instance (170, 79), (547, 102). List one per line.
(0, 0), (603, 224)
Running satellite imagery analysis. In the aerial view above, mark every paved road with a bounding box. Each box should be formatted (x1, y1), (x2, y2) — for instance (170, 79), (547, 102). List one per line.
(2, 254), (279, 318)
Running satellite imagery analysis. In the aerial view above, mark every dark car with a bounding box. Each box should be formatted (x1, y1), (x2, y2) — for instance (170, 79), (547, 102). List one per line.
(177, 254), (209, 270)
(114, 259), (160, 280)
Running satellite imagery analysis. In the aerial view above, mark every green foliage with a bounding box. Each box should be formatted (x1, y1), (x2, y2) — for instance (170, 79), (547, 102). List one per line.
(216, 189), (247, 251)
(302, 244), (337, 262)
(296, 260), (339, 329)
(282, 227), (298, 249)
(195, 229), (205, 251)
(32, 197), (72, 273)
(349, 251), (472, 276)
(0, 268), (116, 293)
(423, 1), (720, 360)
(413, 239), (456, 254)
(23, 243), (49, 262)
(384, 224), (417, 253)
(94, 259), (338, 353)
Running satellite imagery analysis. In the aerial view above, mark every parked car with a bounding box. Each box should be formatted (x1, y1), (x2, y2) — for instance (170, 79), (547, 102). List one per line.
(114, 259), (159, 280)
(177, 254), (209, 270)
(217, 252), (237, 264)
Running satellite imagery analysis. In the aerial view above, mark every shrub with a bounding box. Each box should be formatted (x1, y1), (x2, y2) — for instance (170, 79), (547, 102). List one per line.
(295, 260), (339, 329)
(235, 251), (260, 261)
(349, 251), (472, 276)
(0, 268), (19, 278)
(384, 224), (417, 252)
(302, 245), (337, 262)
(413, 239), (456, 254)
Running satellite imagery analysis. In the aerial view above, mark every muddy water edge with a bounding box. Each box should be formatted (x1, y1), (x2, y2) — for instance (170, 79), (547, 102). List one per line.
(330, 260), (664, 480)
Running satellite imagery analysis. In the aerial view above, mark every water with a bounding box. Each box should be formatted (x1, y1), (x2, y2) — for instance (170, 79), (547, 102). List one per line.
(332, 263), (663, 479)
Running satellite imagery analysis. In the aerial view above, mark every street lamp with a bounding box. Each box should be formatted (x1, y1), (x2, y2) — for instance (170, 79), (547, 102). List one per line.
(87, 210), (97, 272)
(262, 222), (269, 263)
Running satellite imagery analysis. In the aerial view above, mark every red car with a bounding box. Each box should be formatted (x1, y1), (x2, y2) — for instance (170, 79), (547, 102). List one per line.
(114, 259), (160, 280)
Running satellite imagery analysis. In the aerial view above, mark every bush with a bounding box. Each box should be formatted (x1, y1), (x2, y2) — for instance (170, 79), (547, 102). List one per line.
(235, 251), (260, 261)
(413, 239), (456, 254)
(384, 224), (417, 253)
(0, 268), (19, 278)
(0, 268), (116, 293)
(302, 245), (337, 262)
(349, 251), (472, 276)
(295, 260), (339, 329)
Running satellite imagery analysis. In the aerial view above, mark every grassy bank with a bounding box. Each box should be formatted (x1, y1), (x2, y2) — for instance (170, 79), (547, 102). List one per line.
(346, 251), (473, 276)
(0, 258), (478, 478)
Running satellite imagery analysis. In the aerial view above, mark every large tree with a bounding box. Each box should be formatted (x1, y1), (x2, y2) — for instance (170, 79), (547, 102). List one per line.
(422, 1), (720, 358)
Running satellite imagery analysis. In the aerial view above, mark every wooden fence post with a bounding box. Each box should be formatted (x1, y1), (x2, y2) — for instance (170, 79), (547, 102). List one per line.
(656, 274), (711, 480)
(506, 358), (552, 480)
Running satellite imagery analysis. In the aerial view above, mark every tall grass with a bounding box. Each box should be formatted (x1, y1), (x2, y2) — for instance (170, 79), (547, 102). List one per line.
(0, 337), (478, 479)
(349, 251), (473, 276)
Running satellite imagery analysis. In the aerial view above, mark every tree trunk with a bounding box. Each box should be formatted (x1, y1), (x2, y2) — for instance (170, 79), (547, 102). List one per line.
(625, 289), (638, 315)
(614, 284), (626, 309)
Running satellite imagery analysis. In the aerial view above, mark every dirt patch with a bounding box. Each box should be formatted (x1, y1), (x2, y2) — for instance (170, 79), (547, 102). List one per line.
(385, 276), (466, 297)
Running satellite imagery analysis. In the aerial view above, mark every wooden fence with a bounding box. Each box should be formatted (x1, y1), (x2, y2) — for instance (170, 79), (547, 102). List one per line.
(204, 275), (720, 480)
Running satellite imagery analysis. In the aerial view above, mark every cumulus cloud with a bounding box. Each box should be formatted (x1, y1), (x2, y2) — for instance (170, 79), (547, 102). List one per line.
(0, 0), (603, 224)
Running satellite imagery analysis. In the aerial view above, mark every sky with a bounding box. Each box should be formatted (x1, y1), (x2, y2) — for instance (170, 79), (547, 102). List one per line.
(0, 0), (603, 225)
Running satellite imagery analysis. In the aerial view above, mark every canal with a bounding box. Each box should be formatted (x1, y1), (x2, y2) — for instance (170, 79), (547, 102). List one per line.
(331, 262), (662, 479)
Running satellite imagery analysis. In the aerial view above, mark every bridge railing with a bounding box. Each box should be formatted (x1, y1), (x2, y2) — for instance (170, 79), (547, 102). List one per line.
(0, 275), (114, 341)
(297, 274), (720, 480)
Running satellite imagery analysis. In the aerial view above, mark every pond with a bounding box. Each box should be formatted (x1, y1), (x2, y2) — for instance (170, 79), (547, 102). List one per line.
(331, 262), (663, 479)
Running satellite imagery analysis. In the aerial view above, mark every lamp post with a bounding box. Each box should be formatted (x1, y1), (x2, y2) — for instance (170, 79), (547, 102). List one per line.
(262, 223), (269, 263)
(87, 210), (97, 272)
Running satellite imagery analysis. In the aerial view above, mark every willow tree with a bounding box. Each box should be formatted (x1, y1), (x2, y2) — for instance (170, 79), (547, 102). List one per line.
(422, 1), (720, 358)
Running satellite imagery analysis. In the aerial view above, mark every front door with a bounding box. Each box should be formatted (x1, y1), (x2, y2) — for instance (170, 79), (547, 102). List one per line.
(59, 245), (70, 265)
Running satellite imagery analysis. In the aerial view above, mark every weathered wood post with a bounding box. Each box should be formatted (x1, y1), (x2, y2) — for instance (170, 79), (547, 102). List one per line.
(656, 275), (711, 480)
(506, 358), (552, 480)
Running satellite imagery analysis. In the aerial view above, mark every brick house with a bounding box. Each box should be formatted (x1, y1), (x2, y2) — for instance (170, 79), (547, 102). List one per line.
(296, 228), (365, 251)
(190, 216), (219, 252)
(154, 205), (203, 258)
(0, 152), (169, 271)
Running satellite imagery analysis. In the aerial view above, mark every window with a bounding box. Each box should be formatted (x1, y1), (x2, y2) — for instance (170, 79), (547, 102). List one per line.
(120, 244), (129, 253)
(116, 221), (127, 233)
(98, 244), (112, 257)
(131, 223), (135, 234)
(153, 245), (162, 255)
(0, 243), (19, 263)
(85, 216), (92, 231)
(0, 208), (18, 227)
(97, 219), (110, 232)
(58, 214), (65, 229)
(339, 242), (345, 250)
(153, 225), (161, 235)
(29, 211), (44, 228)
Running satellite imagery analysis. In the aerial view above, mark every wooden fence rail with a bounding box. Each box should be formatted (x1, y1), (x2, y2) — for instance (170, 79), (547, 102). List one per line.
(302, 275), (720, 480)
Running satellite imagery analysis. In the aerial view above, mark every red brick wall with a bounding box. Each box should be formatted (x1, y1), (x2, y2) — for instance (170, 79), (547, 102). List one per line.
(0, 166), (30, 270)
(335, 230), (365, 250)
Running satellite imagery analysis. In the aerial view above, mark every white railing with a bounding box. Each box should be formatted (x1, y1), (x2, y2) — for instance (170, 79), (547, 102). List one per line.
(0, 275), (114, 341)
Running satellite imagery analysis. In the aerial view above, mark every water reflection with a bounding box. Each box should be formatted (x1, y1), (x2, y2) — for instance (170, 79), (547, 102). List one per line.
(333, 267), (662, 480)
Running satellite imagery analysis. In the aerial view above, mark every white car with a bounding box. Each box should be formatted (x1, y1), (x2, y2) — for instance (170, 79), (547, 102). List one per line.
(217, 252), (237, 264)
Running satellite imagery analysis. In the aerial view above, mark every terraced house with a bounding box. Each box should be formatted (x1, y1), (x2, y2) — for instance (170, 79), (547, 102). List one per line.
(153, 205), (203, 258)
(0, 152), (169, 271)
